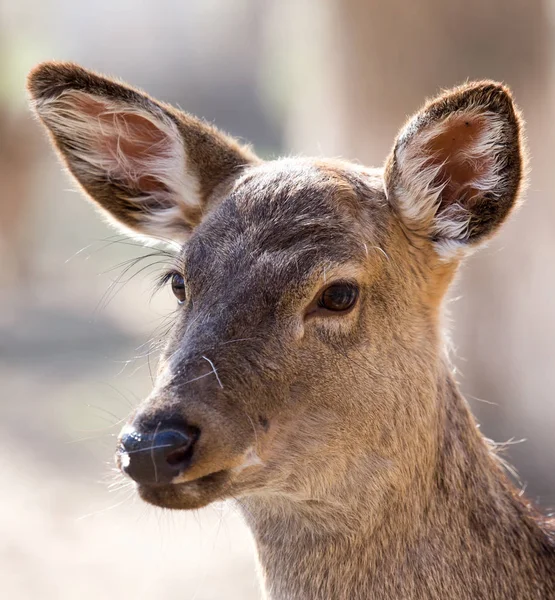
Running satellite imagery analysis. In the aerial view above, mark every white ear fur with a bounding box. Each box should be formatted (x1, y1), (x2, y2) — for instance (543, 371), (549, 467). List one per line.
(35, 90), (201, 243)
(385, 80), (524, 261)
(392, 109), (507, 257)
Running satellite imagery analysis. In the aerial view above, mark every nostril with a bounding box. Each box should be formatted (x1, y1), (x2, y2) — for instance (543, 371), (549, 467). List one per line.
(166, 445), (191, 467)
(153, 428), (195, 468)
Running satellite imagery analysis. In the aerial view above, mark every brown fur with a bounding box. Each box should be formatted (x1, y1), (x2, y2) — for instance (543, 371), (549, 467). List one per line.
(27, 62), (555, 599)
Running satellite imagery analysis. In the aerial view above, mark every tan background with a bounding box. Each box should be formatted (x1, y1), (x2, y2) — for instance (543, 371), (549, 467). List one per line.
(1, 1), (554, 598)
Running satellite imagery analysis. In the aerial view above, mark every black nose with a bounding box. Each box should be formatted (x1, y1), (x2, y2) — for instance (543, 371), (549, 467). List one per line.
(118, 420), (198, 485)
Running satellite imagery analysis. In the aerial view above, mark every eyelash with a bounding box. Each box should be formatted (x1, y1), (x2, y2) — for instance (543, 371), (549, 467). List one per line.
(156, 269), (180, 292)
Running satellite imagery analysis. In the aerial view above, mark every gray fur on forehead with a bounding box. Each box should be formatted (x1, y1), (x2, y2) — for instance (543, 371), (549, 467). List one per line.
(181, 160), (384, 280)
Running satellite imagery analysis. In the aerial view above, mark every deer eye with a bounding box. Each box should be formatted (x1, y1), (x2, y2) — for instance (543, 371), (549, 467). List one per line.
(317, 282), (359, 312)
(171, 273), (186, 304)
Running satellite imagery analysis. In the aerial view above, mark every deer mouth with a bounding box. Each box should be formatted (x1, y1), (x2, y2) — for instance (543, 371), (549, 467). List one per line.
(136, 469), (232, 510)
(133, 446), (266, 510)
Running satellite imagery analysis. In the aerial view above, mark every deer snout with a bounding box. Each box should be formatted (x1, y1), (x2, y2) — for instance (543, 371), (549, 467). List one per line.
(117, 419), (199, 485)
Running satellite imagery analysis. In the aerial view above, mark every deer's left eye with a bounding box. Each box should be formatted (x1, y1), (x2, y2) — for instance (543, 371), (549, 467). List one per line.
(171, 273), (186, 304)
(318, 282), (359, 312)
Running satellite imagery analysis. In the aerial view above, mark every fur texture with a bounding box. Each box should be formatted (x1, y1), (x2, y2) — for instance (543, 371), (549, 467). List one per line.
(27, 63), (554, 600)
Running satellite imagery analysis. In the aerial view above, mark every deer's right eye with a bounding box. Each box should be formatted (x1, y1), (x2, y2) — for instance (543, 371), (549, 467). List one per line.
(171, 273), (186, 304)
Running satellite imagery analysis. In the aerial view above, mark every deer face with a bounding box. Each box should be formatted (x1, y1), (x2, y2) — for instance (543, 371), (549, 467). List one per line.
(28, 64), (524, 510)
(123, 161), (399, 509)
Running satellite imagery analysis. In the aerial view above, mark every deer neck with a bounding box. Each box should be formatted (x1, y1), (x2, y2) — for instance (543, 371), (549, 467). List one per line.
(240, 367), (554, 600)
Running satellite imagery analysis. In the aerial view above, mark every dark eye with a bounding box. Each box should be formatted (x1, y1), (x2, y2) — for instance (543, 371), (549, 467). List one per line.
(318, 282), (359, 312)
(171, 272), (186, 304)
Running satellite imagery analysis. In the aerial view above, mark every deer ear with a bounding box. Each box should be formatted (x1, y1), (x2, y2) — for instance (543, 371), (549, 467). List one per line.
(27, 62), (258, 244)
(384, 81), (525, 258)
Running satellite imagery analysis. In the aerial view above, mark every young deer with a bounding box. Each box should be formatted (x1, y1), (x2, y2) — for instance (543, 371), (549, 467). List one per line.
(28, 62), (555, 599)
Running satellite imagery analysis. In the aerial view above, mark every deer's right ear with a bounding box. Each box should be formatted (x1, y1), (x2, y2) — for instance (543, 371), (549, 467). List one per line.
(27, 62), (258, 244)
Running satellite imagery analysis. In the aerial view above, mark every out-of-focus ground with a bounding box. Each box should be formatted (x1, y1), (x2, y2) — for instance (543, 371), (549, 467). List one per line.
(1, 1), (555, 599)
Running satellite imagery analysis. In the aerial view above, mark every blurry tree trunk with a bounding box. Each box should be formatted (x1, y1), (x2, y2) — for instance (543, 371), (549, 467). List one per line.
(0, 108), (39, 293)
(270, 0), (555, 499)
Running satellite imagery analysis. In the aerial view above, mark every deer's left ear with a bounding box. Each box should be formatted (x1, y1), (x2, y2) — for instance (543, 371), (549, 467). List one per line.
(384, 81), (525, 258)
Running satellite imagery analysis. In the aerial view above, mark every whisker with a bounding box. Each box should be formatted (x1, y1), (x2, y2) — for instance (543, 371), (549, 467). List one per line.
(76, 489), (136, 521)
(202, 355), (224, 389)
(120, 442), (175, 456)
(92, 247), (180, 315)
(86, 403), (125, 426)
(151, 422), (162, 484)
(66, 432), (117, 444)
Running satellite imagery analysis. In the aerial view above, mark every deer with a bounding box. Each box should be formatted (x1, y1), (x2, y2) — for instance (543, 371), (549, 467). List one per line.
(27, 62), (555, 599)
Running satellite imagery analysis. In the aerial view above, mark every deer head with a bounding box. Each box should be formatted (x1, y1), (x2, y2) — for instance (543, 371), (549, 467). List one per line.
(28, 63), (524, 515)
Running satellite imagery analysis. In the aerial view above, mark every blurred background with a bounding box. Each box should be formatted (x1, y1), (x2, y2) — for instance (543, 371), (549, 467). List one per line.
(1, 0), (554, 598)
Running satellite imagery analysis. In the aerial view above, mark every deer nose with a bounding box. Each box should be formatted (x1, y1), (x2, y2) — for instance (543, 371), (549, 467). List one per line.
(117, 420), (198, 485)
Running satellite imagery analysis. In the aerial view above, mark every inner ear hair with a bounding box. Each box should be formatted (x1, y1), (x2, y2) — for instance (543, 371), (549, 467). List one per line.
(28, 64), (202, 241)
(27, 61), (259, 244)
(45, 90), (191, 200)
(387, 82), (524, 257)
